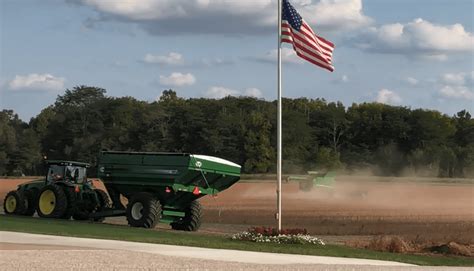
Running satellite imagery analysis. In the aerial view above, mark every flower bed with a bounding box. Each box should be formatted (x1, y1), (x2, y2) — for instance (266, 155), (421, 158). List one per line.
(231, 227), (325, 245)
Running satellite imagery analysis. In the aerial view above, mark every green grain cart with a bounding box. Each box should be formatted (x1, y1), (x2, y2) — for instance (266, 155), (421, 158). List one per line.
(3, 151), (241, 231)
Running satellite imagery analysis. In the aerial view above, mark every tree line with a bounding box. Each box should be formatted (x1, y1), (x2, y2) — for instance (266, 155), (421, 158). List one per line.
(1, 86), (473, 177)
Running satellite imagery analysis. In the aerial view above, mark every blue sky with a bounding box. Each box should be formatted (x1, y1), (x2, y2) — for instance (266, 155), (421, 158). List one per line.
(1, 0), (473, 121)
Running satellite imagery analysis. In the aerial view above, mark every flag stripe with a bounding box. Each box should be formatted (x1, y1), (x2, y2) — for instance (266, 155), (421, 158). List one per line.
(301, 21), (334, 48)
(285, 21), (334, 55)
(282, 33), (333, 65)
(301, 24), (334, 54)
(283, 29), (333, 63)
(297, 51), (334, 72)
(282, 27), (333, 61)
(291, 40), (335, 71)
(284, 22), (334, 57)
(281, 13), (334, 72)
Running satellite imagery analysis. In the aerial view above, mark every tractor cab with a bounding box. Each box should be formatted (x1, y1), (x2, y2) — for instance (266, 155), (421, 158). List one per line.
(45, 161), (90, 185)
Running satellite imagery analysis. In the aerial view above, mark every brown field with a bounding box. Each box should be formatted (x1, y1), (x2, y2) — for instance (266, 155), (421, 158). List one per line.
(2, 177), (473, 250)
(200, 179), (474, 245)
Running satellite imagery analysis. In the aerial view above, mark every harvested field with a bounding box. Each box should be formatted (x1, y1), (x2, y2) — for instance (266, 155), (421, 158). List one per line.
(199, 179), (474, 246)
(1, 177), (473, 254)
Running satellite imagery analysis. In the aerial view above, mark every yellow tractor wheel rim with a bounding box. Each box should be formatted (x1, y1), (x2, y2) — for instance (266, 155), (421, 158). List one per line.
(39, 190), (56, 215)
(5, 195), (17, 213)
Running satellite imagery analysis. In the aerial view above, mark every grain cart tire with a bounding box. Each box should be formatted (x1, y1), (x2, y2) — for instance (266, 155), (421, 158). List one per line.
(61, 186), (77, 220)
(171, 200), (203, 231)
(23, 189), (39, 216)
(3, 190), (27, 215)
(93, 189), (111, 222)
(126, 192), (161, 228)
(37, 184), (68, 218)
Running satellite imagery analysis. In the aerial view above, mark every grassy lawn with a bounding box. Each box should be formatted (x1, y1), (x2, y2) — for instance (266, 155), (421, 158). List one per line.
(0, 215), (472, 266)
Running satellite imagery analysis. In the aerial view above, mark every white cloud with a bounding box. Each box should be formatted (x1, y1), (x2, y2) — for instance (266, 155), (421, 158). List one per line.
(405, 77), (418, 86)
(439, 86), (474, 100)
(376, 89), (402, 104)
(159, 72), (195, 87)
(437, 71), (474, 100)
(8, 73), (65, 91)
(299, 0), (372, 31)
(243, 88), (263, 98)
(79, 0), (372, 35)
(144, 52), (184, 65)
(354, 18), (474, 59)
(204, 86), (263, 99)
(440, 72), (466, 85)
(254, 48), (303, 64)
(332, 74), (349, 84)
(197, 58), (234, 67)
(205, 86), (240, 99)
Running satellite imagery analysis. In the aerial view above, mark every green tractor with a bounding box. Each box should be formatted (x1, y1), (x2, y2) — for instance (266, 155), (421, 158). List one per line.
(3, 160), (110, 220)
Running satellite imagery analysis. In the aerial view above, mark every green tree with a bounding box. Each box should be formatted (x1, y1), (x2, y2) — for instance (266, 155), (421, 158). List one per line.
(243, 111), (273, 173)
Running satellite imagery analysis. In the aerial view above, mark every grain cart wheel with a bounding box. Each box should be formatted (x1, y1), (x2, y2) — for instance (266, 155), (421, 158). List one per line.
(171, 200), (203, 231)
(23, 189), (39, 216)
(37, 184), (68, 218)
(126, 192), (161, 228)
(93, 189), (111, 222)
(61, 186), (77, 220)
(3, 190), (27, 215)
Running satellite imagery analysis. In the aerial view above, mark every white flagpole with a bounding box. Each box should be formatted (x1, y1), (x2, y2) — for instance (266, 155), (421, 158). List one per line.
(277, 0), (282, 232)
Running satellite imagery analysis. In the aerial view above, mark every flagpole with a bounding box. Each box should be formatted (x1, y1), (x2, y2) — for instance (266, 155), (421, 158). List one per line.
(277, 0), (282, 232)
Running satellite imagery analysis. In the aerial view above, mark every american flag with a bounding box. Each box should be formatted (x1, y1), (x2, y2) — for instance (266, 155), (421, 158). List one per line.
(281, 0), (335, 72)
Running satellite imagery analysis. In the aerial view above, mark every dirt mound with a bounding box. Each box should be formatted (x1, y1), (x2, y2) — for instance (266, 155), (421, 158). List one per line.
(428, 242), (472, 257)
(367, 236), (411, 253)
(362, 237), (473, 257)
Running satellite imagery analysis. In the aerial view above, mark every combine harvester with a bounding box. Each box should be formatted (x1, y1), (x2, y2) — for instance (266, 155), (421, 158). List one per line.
(288, 171), (367, 198)
(287, 171), (336, 192)
(3, 151), (241, 231)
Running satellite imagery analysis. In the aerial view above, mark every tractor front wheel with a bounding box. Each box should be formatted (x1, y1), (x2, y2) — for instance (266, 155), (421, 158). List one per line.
(3, 190), (27, 215)
(170, 200), (202, 231)
(126, 192), (161, 228)
(37, 184), (68, 218)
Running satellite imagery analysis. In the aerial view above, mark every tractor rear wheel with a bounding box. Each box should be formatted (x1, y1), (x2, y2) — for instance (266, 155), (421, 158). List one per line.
(3, 190), (27, 215)
(126, 192), (161, 228)
(37, 184), (68, 218)
(23, 189), (39, 216)
(170, 200), (202, 231)
(93, 189), (111, 222)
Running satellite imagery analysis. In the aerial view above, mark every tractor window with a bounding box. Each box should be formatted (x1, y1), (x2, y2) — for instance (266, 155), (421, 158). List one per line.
(47, 165), (65, 182)
(65, 166), (87, 183)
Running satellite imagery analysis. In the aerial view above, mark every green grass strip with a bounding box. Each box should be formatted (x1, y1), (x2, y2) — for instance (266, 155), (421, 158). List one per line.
(0, 215), (472, 266)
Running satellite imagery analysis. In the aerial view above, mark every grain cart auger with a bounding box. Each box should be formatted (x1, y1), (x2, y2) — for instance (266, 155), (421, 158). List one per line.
(96, 151), (241, 231)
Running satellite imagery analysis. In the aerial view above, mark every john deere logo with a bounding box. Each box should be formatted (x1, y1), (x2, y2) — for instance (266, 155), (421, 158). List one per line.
(195, 161), (202, 168)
